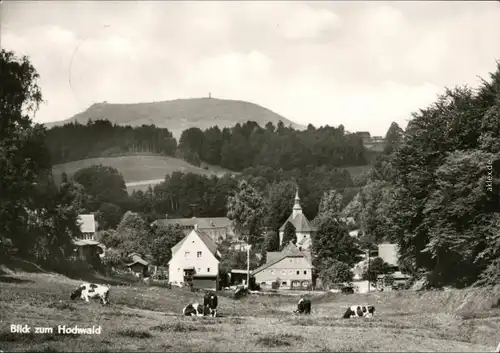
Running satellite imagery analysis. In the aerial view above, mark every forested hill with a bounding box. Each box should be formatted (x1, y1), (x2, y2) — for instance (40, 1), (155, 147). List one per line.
(44, 98), (305, 140)
(45, 119), (372, 171)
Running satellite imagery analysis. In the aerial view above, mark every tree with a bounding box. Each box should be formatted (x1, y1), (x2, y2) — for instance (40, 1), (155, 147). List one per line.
(98, 229), (121, 249)
(281, 221), (296, 249)
(263, 180), (296, 231)
(226, 179), (266, 245)
(73, 165), (128, 210)
(0, 50), (51, 258)
(318, 259), (353, 288)
(149, 224), (185, 267)
(114, 211), (150, 257)
(312, 216), (362, 269)
(263, 231), (279, 252)
(362, 257), (393, 285)
(387, 64), (500, 287)
(383, 122), (404, 154)
(317, 189), (344, 219)
(96, 202), (123, 230)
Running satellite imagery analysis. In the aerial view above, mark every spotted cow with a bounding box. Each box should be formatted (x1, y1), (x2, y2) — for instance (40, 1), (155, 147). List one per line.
(294, 298), (311, 315)
(343, 305), (375, 318)
(203, 291), (218, 317)
(182, 303), (212, 317)
(70, 283), (110, 305)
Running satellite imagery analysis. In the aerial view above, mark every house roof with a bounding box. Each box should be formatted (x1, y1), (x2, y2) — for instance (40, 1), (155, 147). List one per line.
(127, 260), (148, 267)
(279, 213), (315, 232)
(77, 214), (96, 233)
(128, 254), (149, 266)
(154, 217), (232, 229)
(252, 241), (313, 275)
(169, 228), (221, 264)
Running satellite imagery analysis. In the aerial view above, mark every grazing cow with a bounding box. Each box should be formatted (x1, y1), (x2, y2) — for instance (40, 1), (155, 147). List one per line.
(343, 305), (375, 318)
(70, 283), (110, 305)
(203, 291), (218, 317)
(294, 298), (312, 315)
(182, 303), (211, 317)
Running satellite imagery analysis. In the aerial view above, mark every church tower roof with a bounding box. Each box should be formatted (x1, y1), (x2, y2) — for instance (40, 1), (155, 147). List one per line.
(293, 188), (302, 212)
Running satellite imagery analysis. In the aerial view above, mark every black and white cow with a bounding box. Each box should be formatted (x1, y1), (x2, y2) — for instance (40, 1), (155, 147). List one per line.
(343, 305), (375, 318)
(182, 303), (212, 317)
(70, 283), (110, 305)
(203, 291), (218, 317)
(293, 298), (311, 315)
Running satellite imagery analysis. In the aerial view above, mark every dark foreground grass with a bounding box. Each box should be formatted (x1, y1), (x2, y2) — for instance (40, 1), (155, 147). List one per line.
(1, 269), (499, 352)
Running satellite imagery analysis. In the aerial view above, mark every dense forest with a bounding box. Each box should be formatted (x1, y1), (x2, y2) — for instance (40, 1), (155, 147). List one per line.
(45, 119), (370, 171)
(46, 120), (177, 164)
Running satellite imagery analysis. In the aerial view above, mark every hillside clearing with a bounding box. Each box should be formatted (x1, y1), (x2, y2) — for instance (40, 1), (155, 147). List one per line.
(51, 154), (370, 193)
(51, 155), (236, 193)
(1, 269), (499, 352)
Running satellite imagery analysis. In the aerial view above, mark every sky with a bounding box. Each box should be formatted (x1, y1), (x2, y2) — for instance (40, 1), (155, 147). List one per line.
(2, 1), (500, 136)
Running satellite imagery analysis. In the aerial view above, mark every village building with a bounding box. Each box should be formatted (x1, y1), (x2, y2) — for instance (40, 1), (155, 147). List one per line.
(78, 214), (98, 240)
(278, 190), (315, 251)
(153, 216), (235, 243)
(252, 241), (313, 290)
(126, 253), (149, 277)
(168, 224), (221, 290)
(71, 214), (104, 262)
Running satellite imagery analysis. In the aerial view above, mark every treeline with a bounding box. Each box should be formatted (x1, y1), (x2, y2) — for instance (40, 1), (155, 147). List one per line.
(45, 119), (370, 171)
(46, 120), (177, 164)
(345, 63), (500, 288)
(177, 122), (367, 170)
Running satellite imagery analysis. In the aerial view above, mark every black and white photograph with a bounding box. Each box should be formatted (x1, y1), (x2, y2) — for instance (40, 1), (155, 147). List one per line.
(1, 0), (500, 351)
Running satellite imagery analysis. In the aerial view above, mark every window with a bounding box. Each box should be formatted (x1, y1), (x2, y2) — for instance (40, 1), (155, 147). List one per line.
(197, 268), (201, 272)
(296, 271), (300, 275)
(207, 268), (210, 272)
(261, 282), (266, 285)
(282, 281), (286, 285)
(177, 268), (180, 271)
(197, 251), (202, 258)
(304, 270), (307, 275)
(184, 251), (190, 259)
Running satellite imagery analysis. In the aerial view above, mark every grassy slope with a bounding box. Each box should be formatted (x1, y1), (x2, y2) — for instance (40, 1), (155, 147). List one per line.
(44, 98), (306, 140)
(1, 268), (499, 352)
(52, 154), (371, 194)
(51, 155), (237, 193)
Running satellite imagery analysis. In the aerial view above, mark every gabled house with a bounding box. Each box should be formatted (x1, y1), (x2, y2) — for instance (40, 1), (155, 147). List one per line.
(279, 190), (315, 250)
(126, 253), (149, 277)
(252, 241), (313, 290)
(168, 224), (221, 290)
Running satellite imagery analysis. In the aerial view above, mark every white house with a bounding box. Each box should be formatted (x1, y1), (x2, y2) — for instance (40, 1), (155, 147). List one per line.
(168, 224), (221, 290)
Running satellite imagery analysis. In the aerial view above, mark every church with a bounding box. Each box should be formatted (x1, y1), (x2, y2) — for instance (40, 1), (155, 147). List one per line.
(278, 190), (315, 251)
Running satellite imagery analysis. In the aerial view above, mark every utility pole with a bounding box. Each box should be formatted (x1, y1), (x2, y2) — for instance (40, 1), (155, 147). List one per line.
(246, 243), (251, 289)
(367, 247), (371, 292)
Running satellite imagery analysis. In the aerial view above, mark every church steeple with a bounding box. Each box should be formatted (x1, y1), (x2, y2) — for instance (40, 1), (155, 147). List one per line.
(292, 187), (302, 218)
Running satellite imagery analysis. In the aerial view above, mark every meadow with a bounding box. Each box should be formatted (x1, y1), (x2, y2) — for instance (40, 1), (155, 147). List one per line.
(1, 265), (500, 352)
(51, 154), (235, 193)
